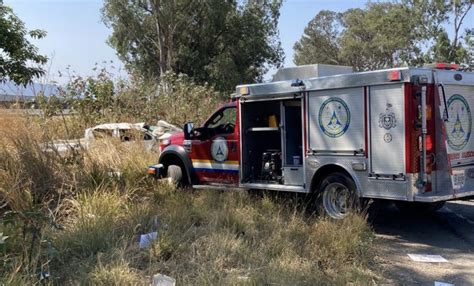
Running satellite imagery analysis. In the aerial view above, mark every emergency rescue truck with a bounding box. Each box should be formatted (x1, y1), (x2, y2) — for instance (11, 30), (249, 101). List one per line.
(149, 64), (474, 219)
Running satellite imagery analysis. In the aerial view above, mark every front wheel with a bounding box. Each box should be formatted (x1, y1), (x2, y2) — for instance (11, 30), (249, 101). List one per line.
(316, 173), (360, 219)
(166, 165), (183, 186)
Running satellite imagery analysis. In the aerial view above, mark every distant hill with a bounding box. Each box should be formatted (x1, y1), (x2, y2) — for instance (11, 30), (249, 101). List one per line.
(0, 80), (59, 102)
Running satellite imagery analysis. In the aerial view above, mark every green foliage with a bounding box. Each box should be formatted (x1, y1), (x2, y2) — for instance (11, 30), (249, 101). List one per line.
(465, 28), (474, 68)
(153, 71), (221, 127)
(65, 67), (117, 128)
(433, 31), (454, 62)
(36, 66), (222, 137)
(102, 0), (284, 92)
(294, 3), (421, 70)
(294, 0), (473, 70)
(419, 0), (472, 66)
(293, 10), (345, 66)
(340, 3), (421, 70)
(0, 1), (47, 85)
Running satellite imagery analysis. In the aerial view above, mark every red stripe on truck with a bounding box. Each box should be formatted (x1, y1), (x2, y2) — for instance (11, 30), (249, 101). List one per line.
(364, 86), (368, 158)
(404, 83), (413, 173)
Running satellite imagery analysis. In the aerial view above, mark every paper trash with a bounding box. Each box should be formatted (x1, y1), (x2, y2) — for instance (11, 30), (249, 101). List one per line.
(139, 231), (158, 249)
(434, 282), (454, 286)
(152, 274), (176, 286)
(407, 254), (448, 263)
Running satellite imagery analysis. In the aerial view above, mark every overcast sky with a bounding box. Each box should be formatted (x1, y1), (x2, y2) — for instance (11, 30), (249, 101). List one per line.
(4, 0), (473, 84)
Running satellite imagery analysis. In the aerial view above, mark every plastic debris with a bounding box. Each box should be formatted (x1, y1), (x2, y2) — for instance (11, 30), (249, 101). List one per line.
(39, 271), (50, 281)
(139, 231), (158, 249)
(151, 274), (176, 286)
(108, 171), (122, 179)
(0, 232), (8, 244)
(407, 254), (448, 263)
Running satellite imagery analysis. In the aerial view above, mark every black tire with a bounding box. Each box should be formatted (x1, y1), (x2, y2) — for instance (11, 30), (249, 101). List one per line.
(394, 201), (446, 215)
(363, 198), (382, 223)
(166, 165), (183, 186)
(314, 172), (360, 219)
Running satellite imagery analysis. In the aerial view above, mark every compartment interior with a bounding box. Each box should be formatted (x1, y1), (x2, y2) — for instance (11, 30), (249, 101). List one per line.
(241, 100), (281, 183)
(240, 99), (303, 185)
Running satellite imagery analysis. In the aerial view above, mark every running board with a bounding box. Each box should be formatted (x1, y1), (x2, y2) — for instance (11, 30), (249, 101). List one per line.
(192, 183), (307, 193)
(240, 183), (307, 193)
(193, 184), (244, 191)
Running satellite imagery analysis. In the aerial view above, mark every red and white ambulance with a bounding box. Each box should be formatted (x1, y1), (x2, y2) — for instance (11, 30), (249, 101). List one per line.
(149, 64), (474, 219)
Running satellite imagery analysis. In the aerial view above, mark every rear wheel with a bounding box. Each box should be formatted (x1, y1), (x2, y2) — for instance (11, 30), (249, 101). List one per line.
(315, 172), (360, 219)
(394, 201), (445, 215)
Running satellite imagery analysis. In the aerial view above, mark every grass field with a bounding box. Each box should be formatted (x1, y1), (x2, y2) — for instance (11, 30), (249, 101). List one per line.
(0, 109), (379, 285)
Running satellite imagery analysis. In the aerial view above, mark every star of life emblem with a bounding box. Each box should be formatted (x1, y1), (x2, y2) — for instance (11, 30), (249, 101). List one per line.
(318, 97), (351, 138)
(445, 94), (471, 151)
(211, 137), (228, 162)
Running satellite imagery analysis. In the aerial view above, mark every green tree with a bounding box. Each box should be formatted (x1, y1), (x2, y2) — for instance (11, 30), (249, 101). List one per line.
(0, 1), (47, 85)
(102, 0), (283, 92)
(405, 0), (471, 65)
(340, 3), (422, 70)
(294, 0), (473, 71)
(293, 10), (346, 66)
(295, 3), (420, 70)
(449, 0), (472, 61)
(464, 28), (474, 68)
(432, 31), (453, 62)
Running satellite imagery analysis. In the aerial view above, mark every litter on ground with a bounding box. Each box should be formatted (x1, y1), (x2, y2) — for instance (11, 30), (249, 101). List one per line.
(139, 231), (158, 249)
(407, 254), (448, 263)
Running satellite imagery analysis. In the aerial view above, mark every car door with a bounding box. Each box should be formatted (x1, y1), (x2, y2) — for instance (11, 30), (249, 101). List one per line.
(190, 106), (239, 184)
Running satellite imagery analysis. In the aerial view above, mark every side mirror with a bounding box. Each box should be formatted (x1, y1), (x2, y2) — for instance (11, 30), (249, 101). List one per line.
(183, 122), (194, 140)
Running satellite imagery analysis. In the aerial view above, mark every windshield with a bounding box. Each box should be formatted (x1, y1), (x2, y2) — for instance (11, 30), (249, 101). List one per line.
(204, 107), (237, 134)
(206, 107), (236, 128)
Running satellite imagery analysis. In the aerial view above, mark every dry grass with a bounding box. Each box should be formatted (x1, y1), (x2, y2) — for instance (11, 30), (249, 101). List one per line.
(0, 113), (379, 285)
(0, 107), (86, 139)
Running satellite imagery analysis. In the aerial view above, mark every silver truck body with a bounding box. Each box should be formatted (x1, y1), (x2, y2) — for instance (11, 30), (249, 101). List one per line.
(235, 65), (474, 202)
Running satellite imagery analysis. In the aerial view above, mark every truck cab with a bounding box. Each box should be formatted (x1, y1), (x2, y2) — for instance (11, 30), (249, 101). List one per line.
(156, 101), (240, 187)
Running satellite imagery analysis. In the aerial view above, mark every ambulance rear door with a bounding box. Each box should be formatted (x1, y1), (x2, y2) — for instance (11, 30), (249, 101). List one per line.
(434, 69), (474, 197)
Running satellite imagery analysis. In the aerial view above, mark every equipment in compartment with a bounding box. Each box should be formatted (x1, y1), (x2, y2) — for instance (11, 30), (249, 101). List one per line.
(260, 150), (282, 182)
(241, 100), (282, 183)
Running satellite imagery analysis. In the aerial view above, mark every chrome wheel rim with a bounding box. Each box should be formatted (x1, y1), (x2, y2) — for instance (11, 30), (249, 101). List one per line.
(322, 182), (353, 219)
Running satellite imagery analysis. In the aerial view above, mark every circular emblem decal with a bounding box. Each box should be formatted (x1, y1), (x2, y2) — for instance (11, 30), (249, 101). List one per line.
(446, 94), (471, 151)
(211, 137), (228, 162)
(318, 97), (350, 138)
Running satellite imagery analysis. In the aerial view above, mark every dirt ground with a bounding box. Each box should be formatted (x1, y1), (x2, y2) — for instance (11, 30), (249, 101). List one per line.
(374, 201), (474, 285)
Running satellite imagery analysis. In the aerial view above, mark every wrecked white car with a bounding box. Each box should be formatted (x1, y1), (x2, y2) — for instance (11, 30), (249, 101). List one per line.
(46, 120), (181, 155)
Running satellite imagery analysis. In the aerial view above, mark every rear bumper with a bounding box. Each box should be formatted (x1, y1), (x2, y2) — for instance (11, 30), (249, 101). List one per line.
(414, 190), (474, 202)
(148, 164), (164, 179)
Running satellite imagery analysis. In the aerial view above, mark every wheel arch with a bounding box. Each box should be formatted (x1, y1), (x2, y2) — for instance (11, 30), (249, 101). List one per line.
(159, 145), (196, 185)
(309, 163), (362, 195)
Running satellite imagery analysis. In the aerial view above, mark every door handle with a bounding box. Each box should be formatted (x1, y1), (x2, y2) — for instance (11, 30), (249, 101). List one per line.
(438, 83), (449, 121)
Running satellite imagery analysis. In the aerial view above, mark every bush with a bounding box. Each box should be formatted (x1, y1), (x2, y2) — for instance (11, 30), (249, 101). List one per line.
(37, 68), (222, 139)
(0, 116), (158, 283)
(153, 71), (222, 127)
